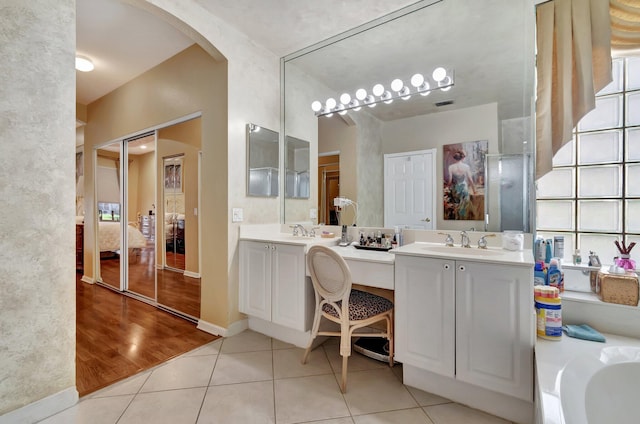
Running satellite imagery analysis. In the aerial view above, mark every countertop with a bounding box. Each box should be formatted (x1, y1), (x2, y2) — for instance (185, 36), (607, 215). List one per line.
(329, 244), (395, 264)
(391, 241), (534, 267)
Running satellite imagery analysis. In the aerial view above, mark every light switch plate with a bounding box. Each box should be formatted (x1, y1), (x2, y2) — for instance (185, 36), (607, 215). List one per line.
(232, 208), (243, 222)
(310, 208), (317, 219)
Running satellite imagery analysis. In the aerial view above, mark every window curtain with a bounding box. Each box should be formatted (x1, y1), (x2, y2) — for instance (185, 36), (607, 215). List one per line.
(535, 0), (612, 179)
(610, 0), (640, 55)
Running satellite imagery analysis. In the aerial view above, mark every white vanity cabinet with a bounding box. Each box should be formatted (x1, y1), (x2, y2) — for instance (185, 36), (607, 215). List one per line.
(394, 254), (533, 402)
(239, 240), (310, 331)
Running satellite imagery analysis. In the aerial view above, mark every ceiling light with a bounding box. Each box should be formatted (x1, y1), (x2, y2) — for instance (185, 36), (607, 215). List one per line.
(311, 101), (323, 112)
(339, 93), (351, 105)
(390, 79), (404, 92)
(326, 98), (337, 109)
(140, 145), (147, 149)
(410, 73), (425, 88)
(75, 56), (94, 72)
(355, 89), (368, 101)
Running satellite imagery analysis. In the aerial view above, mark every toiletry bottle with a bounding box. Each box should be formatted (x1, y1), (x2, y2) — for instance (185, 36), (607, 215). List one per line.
(545, 239), (553, 264)
(534, 262), (546, 286)
(547, 258), (562, 291)
(394, 226), (403, 247)
(534, 239), (545, 262)
(553, 236), (564, 261)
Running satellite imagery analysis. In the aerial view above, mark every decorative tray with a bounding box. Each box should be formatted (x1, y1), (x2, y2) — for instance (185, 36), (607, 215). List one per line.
(353, 244), (392, 252)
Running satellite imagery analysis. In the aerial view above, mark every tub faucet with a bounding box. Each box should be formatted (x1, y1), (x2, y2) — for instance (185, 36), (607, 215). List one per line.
(460, 231), (471, 248)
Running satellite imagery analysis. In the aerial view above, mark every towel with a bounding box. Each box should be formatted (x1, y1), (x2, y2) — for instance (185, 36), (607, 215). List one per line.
(562, 324), (606, 343)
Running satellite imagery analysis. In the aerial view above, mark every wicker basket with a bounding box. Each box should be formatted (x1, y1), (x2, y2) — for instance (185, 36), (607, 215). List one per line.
(598, 270), (639, 306)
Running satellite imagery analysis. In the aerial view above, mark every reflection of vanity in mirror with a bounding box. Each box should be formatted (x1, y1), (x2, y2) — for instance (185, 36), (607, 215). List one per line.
(283, 0), (535, 232)
(247, 123), (279, 197)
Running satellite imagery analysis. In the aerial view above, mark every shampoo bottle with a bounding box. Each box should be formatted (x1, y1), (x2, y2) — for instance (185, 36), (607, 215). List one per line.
(547, 258), (563, 292)
(534, 261), (546, 286)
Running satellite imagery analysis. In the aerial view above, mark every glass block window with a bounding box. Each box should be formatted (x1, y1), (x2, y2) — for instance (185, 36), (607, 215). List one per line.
(536, 58), (640, 268)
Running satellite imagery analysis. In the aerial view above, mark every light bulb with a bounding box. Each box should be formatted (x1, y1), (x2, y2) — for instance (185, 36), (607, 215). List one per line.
(326, 98), (337, 109)
(390, 78), (404, 92)
(339, 93), (351, 105)
(337, 105), (347, 115)
(311, 100), (322, 112)
(410, 73), (425, 88)
(439, 76), (452, 91)
(350, 99), (360, 110)
(399, 86), (411, 100)
(326, 112), (334, 118)
(254, 125), (261, 132)
(372, 83), (385, 97)
(432, 67), (447, 82)
(418, 81), (431, 95)
(355, 88), (367, 101)
(382, 91), (394, 104)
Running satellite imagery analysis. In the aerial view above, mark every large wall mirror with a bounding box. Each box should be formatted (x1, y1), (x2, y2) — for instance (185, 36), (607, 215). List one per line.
(285, 135), (310, 199)
(283, 0), (535, 232)
(247, 123), (279, 197)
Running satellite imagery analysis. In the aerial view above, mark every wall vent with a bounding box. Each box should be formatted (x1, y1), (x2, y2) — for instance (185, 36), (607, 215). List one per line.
(435, 100), (454, 107)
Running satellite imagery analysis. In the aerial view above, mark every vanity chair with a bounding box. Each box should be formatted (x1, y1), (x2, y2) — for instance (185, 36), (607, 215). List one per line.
(302, 245), (394, 393)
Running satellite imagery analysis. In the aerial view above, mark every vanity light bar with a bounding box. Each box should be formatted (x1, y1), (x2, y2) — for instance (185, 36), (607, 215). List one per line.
(311, 67), (454, 117)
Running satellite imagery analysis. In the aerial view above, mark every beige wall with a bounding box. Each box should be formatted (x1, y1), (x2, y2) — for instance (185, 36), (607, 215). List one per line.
(84, 45), (229, 326)
(0, 0), (76, 416)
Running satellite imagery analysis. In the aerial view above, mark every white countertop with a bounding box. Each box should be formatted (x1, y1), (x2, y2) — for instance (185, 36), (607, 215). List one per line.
(535, 332), (640, 424)
(329, 244), (395, 264)
(391, 241), (534, 267)
(239, 224), (339, 248)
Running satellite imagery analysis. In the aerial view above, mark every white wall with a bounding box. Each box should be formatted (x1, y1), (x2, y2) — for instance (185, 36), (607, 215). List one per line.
(382, 103), (499, 231)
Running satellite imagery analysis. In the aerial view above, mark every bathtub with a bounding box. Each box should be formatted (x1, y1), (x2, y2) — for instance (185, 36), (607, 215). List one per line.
(559, 346), (640, 424)
(536, 333), (640, 424)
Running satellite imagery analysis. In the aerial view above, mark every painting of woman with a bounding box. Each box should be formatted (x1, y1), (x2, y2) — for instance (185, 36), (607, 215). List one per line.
(443, 141), (487, 220)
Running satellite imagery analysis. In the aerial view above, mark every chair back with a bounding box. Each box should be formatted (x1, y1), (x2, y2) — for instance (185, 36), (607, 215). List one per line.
(306, 245), (352, 303)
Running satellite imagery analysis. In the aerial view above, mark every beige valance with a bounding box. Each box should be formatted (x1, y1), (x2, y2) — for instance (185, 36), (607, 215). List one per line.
(610, 0), (640, 54)
(535, 0), (613, 179)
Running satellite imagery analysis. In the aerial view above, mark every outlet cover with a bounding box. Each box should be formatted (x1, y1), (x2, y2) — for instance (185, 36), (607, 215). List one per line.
(310, 208), (317, 219)
(232, 208), (243, 222)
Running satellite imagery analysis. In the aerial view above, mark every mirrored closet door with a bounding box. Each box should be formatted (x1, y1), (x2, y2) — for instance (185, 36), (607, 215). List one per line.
(95, 141), (123, 290)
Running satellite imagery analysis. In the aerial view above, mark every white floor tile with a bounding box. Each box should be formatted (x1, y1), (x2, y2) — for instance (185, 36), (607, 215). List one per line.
(311, 418), (355, 424)
(406, 386), (451, 407)
(89, 371), (150, 398)
(184, 339), (223, 356)
(117, 387), (206, 424)
(210, 350), (273, 385)
(140, 355), (216, 392)
(197, 381), (274, 424)
(323, 343), (388, 374)
(219, 329), (272, 353)
(423, 403), (511, 424)
(274, 347), (333, 379)
(341, 368), (418, 416)
(274, 374), (350, 424)
(353, 408), (435, 424)
(37, 395), (133, 424)
(272, 338), (297, 350)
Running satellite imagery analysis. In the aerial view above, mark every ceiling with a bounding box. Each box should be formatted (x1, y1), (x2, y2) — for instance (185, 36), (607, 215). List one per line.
(76, 0), (418, 106)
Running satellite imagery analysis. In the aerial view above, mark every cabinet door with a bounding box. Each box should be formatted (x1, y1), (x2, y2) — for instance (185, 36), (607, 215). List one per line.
(455, 261), (533, 401)
(271, 243), (307, 331)
(239, 241), (271, 321)
(395, 255), (455, 377)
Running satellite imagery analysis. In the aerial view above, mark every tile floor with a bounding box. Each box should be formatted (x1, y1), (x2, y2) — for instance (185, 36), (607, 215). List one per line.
(39, 330), (512, 423)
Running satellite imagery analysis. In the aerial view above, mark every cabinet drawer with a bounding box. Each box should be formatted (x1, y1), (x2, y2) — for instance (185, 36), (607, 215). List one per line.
(346, 259), (394, 290)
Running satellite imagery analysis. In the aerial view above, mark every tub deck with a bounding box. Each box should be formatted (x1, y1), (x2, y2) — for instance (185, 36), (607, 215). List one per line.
(535, 332), (640, 424)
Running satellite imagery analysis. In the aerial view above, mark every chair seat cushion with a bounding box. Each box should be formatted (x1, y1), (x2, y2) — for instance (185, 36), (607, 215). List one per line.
(322, 289), (393, 321)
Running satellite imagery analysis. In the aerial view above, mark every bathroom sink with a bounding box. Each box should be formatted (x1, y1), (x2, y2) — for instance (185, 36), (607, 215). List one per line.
(421, 245), (504, 256)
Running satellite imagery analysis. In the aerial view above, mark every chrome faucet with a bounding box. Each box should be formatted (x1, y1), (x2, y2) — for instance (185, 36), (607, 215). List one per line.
(290, 224), (308, 237)
(438, 232), (454, 247)
(460, 231), (471, 248)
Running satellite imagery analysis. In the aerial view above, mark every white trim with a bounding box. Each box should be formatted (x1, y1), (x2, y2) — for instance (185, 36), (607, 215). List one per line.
(197, 318), (248, 337)
(183, 270), (200, 279)
(319, 150), (340, 157)
(80, 275), (94, 284)
(248, 317), (310, 348)
(0, 387), (78, 424)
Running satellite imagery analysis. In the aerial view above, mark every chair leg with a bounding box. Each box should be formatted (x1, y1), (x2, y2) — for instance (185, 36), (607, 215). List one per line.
(340, 354), (348, 393)
(302, 307), (322, 364)
(387, 314), (394, 368)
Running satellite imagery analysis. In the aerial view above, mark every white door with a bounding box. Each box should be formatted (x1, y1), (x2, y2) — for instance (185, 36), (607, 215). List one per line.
(384, 149), (436, 229)
(395, 255), (455, 377)
(239, 241), (272, 321)
(455, 261), (534, 401)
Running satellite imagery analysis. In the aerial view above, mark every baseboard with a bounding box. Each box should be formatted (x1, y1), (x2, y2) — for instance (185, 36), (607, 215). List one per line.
(183, 271), (200, 278)
(248, 317), (310, 348)
(197, 318), (248, 337)
(80, 275), (94, 284)
(0, 387), (78, 424)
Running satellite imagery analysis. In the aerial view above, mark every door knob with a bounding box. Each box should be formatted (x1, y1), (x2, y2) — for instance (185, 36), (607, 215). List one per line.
(443, 264), (450, 270)
(420, 217), (431, 222)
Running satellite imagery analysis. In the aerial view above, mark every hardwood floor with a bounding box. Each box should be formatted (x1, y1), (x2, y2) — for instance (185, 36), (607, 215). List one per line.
(76, 274), (218, 396)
